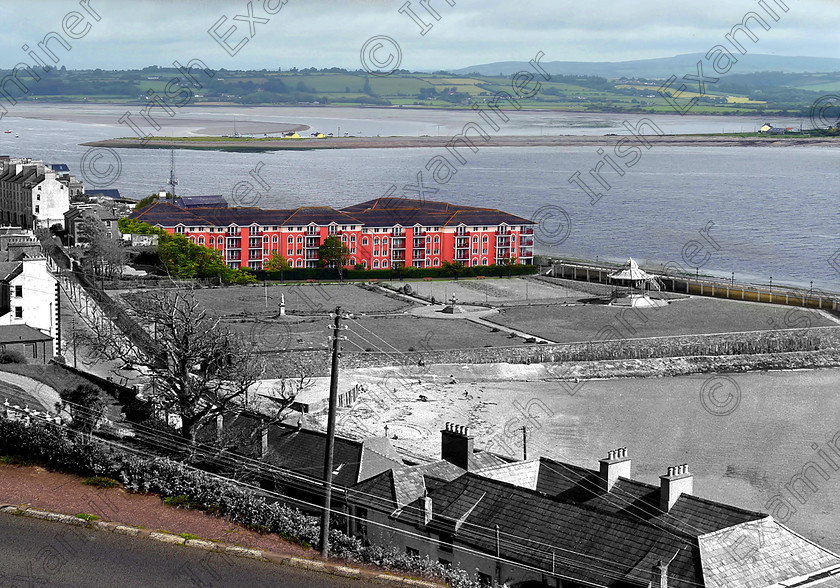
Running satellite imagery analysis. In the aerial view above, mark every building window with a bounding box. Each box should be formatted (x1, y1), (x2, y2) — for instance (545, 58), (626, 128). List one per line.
(296, 259), (303, 267)
(209, 237), (215, 245)
(297, 236), (303, 243)
(287, 248), (292, 255)
(362, 237), (369, 246)
(373, 260), (379, 268)
(434, 236), (439, 243)
(288, 236), (293, 244)
(199, 237), (205, 245)
(374, 237), (380, 245)
(482, 258), (488, 265)
(382, 261), (388, 268)
(14, 285), (22, 297)
(439, 533), (453, 553)
(482, 235), (488, 243)
(406, 547), (419, 557)
(14, 307), (23, 319)
(349, 258), (356, 266)
(433, 258), (439, 266)
(477, 572), (492, 587)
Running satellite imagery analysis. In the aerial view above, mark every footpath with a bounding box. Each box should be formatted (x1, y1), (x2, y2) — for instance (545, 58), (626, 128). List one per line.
(0, 463), (441, 587)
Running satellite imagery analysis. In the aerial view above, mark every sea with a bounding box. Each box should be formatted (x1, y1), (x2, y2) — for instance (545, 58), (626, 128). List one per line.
(4, 104), (837, 291)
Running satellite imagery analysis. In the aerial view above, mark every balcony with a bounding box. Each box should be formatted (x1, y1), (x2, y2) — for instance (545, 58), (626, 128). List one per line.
(391, 251), (406, 261)
(305, 252), (320, 261)
(455, 253), (469, 261)
(520, 249), (533, 257)
(521, 228), (534, 235)
(413, 249), (426, 258)
(520, 238), (534, 247)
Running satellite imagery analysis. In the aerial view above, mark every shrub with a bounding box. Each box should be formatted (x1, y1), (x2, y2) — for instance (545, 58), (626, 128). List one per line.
(0, 350), (26, 364)
(76, 513), (100, 522)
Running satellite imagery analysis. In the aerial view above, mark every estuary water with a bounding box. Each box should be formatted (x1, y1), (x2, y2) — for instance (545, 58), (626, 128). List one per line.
(2, 104), (838, 290)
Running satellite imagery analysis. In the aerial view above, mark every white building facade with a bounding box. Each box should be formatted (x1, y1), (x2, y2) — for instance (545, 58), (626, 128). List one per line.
(0, 158), (71, 229)
(0, 256), (59, 354)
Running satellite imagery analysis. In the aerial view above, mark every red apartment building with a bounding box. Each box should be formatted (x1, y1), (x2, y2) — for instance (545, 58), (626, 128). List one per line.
(129, 197), (535, 270)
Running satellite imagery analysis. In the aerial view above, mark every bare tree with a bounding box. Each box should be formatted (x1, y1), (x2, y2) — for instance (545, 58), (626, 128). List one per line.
(82, 286), (305, 445)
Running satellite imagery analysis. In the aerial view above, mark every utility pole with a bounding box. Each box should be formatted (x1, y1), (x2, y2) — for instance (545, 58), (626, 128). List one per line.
(521, 426), (527, 460)
(71, 317), (77, 368)
(320, 306), (346, 557)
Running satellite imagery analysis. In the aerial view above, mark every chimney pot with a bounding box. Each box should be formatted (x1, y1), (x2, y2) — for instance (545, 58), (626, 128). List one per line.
(598, 447), (631, 493)
(441, 422), (474, 470)
(660, 463), (694, 512)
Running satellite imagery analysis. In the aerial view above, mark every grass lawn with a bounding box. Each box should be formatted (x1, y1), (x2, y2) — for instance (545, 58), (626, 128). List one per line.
(173, 283), (414, 318)
(384, 277), (590, 305)
(226, 314), (525, 352)
(0, 364), (91, 395)
(485, 297), (836, 343)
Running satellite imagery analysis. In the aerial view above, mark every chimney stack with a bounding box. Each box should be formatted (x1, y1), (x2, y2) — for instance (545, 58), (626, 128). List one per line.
(650, 560), (668, 588)
(598, 447), (631, 492)
(660, 464), (693, 512)
(440, 422), (474, 470)
(423, 490), (433, 526)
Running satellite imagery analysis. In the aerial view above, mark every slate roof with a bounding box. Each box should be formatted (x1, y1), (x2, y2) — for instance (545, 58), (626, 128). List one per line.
(129, 201), (362, 228)
(174, 194), (227, 208)
(0, 324), (52, 344)
(350, 452), (834, 587)
(129, 199), (534, 230)
(699, 518), (840, 588)
(0, 261), (22, 282)
(341, 197), (532, 228)
(426, 473), (706, 588)
(265, 424), (403, 487)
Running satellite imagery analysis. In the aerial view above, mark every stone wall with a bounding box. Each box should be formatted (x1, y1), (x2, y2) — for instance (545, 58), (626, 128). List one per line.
(266, 326), (840, 376)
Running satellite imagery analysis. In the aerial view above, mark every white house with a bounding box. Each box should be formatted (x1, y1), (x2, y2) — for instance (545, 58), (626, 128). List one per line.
(0, 256), (59, 355)
(0, 158), (71, 229)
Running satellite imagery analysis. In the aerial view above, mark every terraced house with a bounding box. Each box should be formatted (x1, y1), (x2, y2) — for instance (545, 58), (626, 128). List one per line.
(128, 197), (535, 270)
(348, 424), (840, 588)
(0, 158), (73, 229)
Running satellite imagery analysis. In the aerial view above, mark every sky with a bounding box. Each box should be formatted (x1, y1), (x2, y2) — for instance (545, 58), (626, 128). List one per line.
(2, 0), (839, 71)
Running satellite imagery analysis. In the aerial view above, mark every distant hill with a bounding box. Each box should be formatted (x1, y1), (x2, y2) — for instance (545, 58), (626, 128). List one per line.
(454, 54), (840, 79)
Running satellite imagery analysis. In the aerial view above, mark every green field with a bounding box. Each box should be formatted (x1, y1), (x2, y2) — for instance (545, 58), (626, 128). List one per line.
(5, 66), (831, 116)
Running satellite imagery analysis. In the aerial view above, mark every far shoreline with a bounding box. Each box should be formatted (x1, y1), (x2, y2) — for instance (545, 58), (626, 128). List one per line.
(81, 133), (840, 152)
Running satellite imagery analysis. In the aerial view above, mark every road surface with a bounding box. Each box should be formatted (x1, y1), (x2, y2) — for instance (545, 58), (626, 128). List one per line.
(0, 512), (372, 587)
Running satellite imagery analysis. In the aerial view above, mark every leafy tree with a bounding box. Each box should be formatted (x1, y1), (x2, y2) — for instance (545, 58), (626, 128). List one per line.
(264, 252), (291, 271)
(441, 260), (466, 277)
(58, 384), (108, 434)
(118, 219), (254, 284)
(318, 235), (350, 269)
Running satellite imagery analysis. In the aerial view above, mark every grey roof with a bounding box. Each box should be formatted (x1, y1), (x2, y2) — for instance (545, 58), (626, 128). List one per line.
(0, 325), (52, 344)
